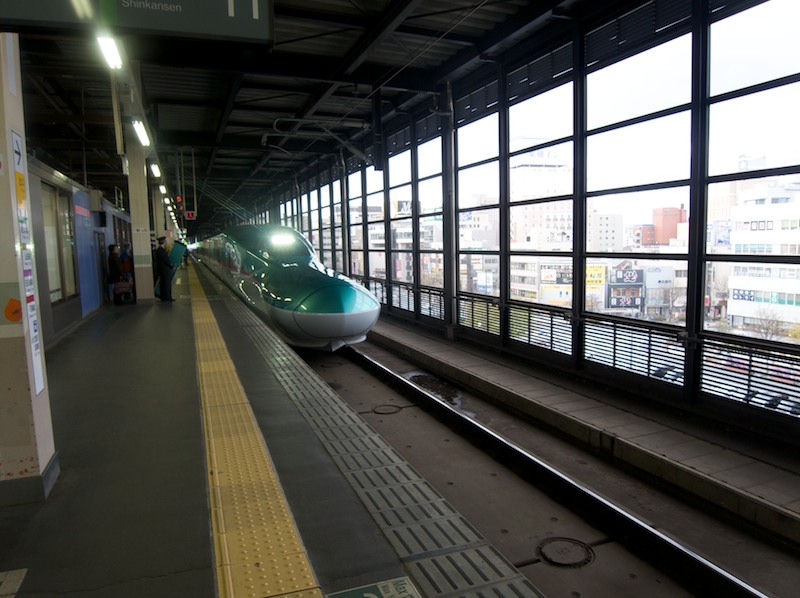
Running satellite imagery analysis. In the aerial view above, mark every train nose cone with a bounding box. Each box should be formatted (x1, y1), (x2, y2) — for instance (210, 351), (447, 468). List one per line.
(294, 285), (380, 339)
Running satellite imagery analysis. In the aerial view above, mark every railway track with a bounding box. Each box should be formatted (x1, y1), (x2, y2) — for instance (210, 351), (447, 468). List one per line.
(301, 341), (793, 598)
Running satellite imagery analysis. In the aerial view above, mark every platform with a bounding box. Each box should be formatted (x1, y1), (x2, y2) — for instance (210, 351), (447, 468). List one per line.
(1, 260), (798, 597)
(0, 263), (542, 598)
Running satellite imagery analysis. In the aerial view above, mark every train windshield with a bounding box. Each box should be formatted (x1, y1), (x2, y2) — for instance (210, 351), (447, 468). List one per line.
(230, 226), (315, 260)
(262, 229), (313, 259)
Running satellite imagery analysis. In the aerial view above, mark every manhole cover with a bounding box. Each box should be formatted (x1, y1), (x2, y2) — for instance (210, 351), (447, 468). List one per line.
(536, 537), (594, 568)
(374, 404), (403, 415)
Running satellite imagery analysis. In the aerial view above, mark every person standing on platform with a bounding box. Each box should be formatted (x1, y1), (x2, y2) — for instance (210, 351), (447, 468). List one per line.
(154, 236), (175, 302)
(120, 242), (135, 303)
(107, 244), (123, 306)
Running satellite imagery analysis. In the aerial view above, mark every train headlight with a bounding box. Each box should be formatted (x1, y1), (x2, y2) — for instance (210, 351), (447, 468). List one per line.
(270, 234), (294, 246)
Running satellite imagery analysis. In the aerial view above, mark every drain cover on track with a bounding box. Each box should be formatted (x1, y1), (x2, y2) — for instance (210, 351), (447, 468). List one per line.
(536, 537), (595, 568)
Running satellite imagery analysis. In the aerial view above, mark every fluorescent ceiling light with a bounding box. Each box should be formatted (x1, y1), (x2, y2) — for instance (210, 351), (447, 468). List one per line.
(71, 0), (94, 19)
(159, 185), (167, 194)
(132, 120), (150, 147)
(163, 197), (170, 204)
(150, 163), (161, 178)
(97, 37), (122, 69)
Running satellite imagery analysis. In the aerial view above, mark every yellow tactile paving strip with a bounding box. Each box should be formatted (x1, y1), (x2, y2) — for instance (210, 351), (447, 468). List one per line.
(189, 267), (323, 598)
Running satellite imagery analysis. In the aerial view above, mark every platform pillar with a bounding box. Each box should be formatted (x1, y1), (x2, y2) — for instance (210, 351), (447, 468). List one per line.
(0, 33), (59, 506)
(125, 123), (155, 301)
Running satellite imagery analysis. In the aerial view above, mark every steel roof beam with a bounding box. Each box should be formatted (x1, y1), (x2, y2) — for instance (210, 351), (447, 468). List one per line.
(204, 72), (244, 177)
(427, 0), (570, 85)
(275, 4), (479, 46)
(295, 0), (428, 119)
(131, 37), (436, 93)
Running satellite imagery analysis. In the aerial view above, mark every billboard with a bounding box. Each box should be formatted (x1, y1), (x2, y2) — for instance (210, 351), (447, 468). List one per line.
(644, 266), (674, 289)
(612, 269), (644, 286)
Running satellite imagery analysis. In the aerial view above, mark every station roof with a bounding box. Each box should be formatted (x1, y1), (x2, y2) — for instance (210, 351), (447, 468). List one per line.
(7, 0), (640, 236)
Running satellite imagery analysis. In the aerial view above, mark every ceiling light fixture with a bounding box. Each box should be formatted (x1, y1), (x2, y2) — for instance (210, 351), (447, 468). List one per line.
(132, 120), (150, 147)
(159, 185), (167, 194)
(97, 36), (122, 69)
(72, 0), (94, 19)
(150, 163), (161, 178)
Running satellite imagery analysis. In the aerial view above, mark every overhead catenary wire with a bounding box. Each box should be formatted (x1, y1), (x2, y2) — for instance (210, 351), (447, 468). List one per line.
(281, 0), (495, 169)
(223, 1), (495, 214)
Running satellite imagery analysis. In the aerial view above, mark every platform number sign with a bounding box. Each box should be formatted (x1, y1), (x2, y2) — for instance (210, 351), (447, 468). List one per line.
(0, 1), (274, 45)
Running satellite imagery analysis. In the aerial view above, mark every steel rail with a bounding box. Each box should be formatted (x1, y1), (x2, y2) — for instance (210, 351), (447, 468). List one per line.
(342, 345), (769, 598)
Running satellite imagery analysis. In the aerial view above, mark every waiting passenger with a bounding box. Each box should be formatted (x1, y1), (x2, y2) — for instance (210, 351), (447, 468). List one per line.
(120, 242), (136, 303)
(107, 244), (124, 306)
(154, 236), (175, 302)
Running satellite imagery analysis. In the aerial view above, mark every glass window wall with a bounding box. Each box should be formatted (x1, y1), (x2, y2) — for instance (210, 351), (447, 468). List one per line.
(418, 136), (444, 297)
(457, 113), (498, 167)
(587, 112), (691, 191)
(704, 0), (800, 348)
(708, 84), (800, 177)
(509, 82), (573, 152)
(709, 0), (800, 97)
(587, 188), (690, 254)
(457, 113), (500, 306)
(587, 35), (691, 130)
(294, 0), (800, 409)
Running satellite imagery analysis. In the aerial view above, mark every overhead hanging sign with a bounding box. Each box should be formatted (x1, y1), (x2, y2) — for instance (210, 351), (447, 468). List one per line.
(0, 0), (274, 44)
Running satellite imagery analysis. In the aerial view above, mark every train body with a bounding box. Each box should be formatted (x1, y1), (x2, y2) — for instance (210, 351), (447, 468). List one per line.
(195, 224), (380, 351)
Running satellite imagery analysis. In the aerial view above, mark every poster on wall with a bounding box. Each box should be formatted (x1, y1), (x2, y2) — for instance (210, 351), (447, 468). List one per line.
(11, 131), (31, 244)
(21, 250), (44, 395)
(12, 128), (45, 395)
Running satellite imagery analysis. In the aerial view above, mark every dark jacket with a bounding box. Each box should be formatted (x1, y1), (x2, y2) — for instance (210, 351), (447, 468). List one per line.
(108, 251), (123, 283)
(155, 245), (172, 278)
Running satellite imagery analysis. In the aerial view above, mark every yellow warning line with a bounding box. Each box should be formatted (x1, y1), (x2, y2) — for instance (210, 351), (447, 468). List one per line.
(189, 267), (323, 598)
